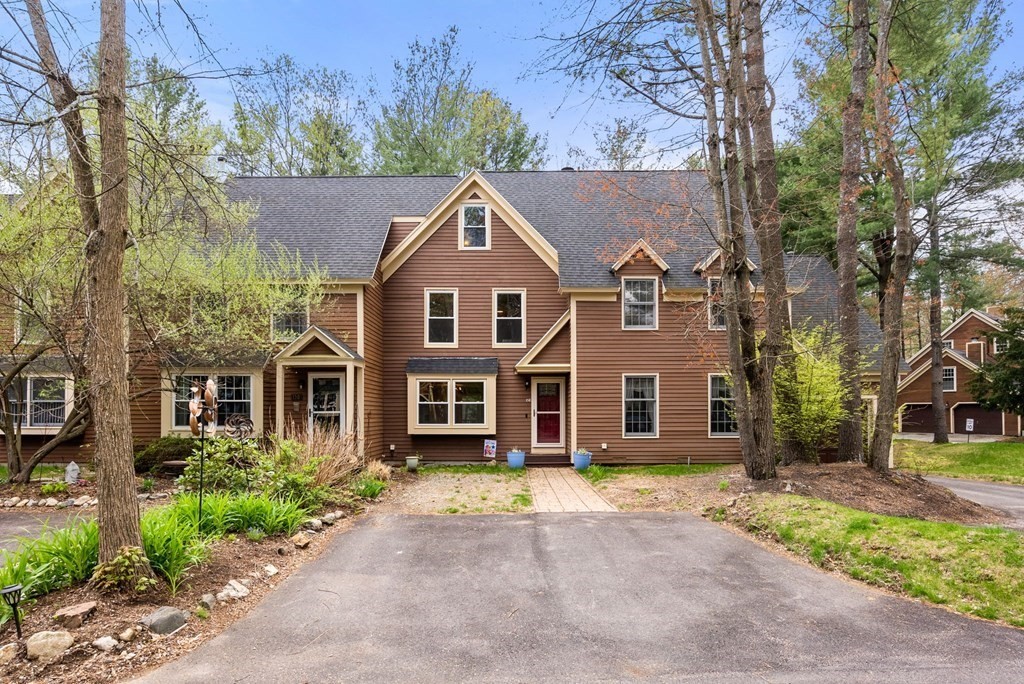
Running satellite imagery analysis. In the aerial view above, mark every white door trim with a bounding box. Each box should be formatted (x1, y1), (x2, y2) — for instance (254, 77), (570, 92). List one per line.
(531, 377), (565, 450)
(308, 372), (346, 432)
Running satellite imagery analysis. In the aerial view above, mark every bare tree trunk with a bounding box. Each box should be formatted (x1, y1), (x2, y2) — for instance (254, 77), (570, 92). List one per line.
(868, 0), (918, 473)
(695, 0), (775, 480)
(836, 0), (870, 462)
(13, 407), (90, 483)
(928, 210), (949, 443)
(92, 0), (146, 563)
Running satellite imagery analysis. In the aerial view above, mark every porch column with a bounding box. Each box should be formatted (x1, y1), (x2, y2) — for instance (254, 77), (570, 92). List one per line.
(345, 366), (356, 434)
(275, 363), (285, 433)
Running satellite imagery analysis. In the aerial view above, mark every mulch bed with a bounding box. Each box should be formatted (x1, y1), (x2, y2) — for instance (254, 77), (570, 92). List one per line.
(0, 511), (359, 683)
(594, 462), (1008, 527)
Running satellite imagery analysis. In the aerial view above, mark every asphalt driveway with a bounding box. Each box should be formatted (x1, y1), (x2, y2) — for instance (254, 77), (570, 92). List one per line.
(927, 476), (1024, 528)
(138, 513), (1024, 683)
(0, 509), (86, 553)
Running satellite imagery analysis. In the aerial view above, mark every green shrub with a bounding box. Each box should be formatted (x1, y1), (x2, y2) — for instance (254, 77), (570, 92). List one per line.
(352, 477), (387, 499)
(178, 437), (330, 510)
(134, 436), (196, 474)
(90, 546), (158, 594)
(141, 477), (156, 493)
(40, 481), (68, 496)
(172, 492), (306, 537)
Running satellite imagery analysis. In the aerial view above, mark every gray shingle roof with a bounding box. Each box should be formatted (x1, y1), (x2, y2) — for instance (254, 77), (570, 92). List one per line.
(227, 176), (459, 280)
(484, 171), (760, 290)
(784, 254), (900, 372)
(406, 357), (499, 375)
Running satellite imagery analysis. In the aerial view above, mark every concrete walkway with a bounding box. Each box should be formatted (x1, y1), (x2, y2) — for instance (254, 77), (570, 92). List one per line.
(528, 468), (616, 512)
(137, 513), (1024, 683)
(926, 475), (1024, 529)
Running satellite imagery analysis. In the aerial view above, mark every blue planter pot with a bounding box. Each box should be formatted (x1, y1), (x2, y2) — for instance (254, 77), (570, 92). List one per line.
(573, 451), (592, 470)
(506, 450), (526, 469)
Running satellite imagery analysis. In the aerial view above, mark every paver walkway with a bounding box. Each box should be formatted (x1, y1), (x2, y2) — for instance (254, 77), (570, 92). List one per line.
(527, 467), (616, 512)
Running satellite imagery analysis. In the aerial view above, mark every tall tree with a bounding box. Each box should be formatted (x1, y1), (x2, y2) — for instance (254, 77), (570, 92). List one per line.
(371, 27), (546, 174)
(835, 0), (871, 461)
(223, 54), (363, 176)
(543, 0), (796, 478)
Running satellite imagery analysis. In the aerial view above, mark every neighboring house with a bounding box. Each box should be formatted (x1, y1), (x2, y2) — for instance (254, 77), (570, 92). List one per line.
(896, 307), (1020, 436)
(2, 170), (886, 466)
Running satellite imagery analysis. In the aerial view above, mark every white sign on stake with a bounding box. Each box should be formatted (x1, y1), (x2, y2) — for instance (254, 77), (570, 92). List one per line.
(965, 418), (975, 433)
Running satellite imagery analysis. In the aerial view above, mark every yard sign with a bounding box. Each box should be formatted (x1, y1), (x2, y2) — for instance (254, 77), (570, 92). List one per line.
(965, 418), (975, 432)
(483, 439), (497, 459)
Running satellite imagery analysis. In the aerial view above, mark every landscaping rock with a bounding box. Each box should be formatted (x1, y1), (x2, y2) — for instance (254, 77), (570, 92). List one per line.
(74, 495), (91, 506)
(290, 531), (312, 549)
(276, 544), (295, 556)
(15, 499), (27, 507)
(217, 580), (250, 601)
(43, 497), (59, 507)
(119, 627), (137, 642)
(320, 516), (335, 526)
(264, 563), (279, 577)
(92, 636), (118, 652)
(0, 642), (18, 665)
(322, 512), (338, 523)
(26, 499), (37, 507)
(137, 494), (150, 501)
(26, 630), (74, 663)
(230, 579), (251, 596)
(140, 606), (188, 635)
(332, 509), (347, 519)
(199, 594), (216, 611)
(58, 499), (75, 509)
(3, 498), (15, 507)
(53, 600), (97, 629)
(304, 518), (323, 531)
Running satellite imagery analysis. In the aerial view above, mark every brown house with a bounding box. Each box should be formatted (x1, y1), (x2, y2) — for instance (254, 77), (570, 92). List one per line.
(897, 308), (1020, 436)
(3, 170), (886, 466)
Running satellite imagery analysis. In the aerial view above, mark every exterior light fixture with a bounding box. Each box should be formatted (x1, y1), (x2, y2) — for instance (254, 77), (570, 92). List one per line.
(2, 584), (23, 638)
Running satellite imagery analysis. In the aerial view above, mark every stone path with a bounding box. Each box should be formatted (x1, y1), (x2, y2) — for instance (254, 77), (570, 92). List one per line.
(527, 467), (616, 512)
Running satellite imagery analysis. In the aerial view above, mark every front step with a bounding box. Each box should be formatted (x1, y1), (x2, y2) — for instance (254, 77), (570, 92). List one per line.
(526, 453), (571, 468)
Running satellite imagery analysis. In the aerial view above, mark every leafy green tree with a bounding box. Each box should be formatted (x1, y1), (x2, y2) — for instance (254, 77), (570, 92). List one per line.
(773, 326), (851, 463)
(223, 54), (363, 176)
(371, 27), (545, 174)
(971, 308), (1024, 416)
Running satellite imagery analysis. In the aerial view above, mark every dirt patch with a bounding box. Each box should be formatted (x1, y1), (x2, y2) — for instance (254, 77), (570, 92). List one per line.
(0, 515), (355, 684)
(373, 470), (532, 514)
(594, 462), (1007, 526)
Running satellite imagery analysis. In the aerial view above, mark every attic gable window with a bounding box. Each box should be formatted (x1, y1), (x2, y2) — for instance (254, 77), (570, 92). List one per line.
(460, 204), (489, 250)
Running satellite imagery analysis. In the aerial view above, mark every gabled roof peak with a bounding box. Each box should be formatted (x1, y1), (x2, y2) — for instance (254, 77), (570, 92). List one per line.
(611, 238), (670, 273)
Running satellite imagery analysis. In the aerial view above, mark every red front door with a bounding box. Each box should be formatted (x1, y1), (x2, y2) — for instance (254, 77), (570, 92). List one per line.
(533, 379), (564, 448)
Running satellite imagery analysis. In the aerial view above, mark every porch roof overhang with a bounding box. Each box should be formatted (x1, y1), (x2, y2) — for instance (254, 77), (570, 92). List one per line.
(515, 310), (570, 374)
(274, 325), (364, 366)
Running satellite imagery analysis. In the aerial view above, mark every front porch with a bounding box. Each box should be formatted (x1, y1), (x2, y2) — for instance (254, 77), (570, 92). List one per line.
(274, 326), (364, 440)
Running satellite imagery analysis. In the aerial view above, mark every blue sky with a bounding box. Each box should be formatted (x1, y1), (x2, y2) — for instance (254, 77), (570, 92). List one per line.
(109, 0), (1024, 168)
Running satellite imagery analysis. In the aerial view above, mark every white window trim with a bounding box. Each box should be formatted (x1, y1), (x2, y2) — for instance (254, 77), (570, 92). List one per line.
(622, 373), (659, 439)
(271, 301), (311, 344)
(424, 288), (459, 348)
(458, 202), (491, 251)
(993, 338), (1009, 354)
(708, 373), (740, 438)
(707, 277), (726, 331)
(942, 366), (957, 393)
(492, 288), (527, 348)
(161, 368), (264, 437)
(621, 277), (659, 331)
(942, 340), (954, 350)
(1, 375), (74, 435)
(406, 374), (497, 435)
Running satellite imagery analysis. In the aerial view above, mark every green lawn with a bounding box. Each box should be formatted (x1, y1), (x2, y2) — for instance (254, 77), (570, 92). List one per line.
(580, 463), (728, 484)
(0, 464), (71, 482)
(893, 440), (1024, 484)
(419, 463), (526, 478)
(734, 493), (1024, 626)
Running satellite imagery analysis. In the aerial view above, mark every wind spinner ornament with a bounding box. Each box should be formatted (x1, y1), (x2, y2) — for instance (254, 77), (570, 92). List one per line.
(189, 379), (217, 524)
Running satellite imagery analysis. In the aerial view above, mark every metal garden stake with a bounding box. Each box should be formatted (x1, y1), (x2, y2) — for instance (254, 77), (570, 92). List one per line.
(189, 378), (218, 526)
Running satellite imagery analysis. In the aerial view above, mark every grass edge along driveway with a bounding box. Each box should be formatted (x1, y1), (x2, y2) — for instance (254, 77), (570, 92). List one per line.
(894, 440), (1024, 485)
(728, 493), (1024, 627)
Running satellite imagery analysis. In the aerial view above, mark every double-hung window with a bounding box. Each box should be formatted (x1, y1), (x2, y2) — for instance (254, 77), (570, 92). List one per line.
(272, 294), (309, 342)
(494, 290), (525, 346)
(173, 373), (253, 428)
(993, 338), (1010, 354)
(708, 278), (726, 330)
(942, 340), (954, 350)
(709, 374), (738, 436)
(425, 290), (458, 346)
(623, 375), (658, 437)
(417, 381), (449, 425)
(460, 204), (489, 249)
(942, 367), (957, 392)
(623, 278), (657, 330)
(4, 377), (69, 428)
